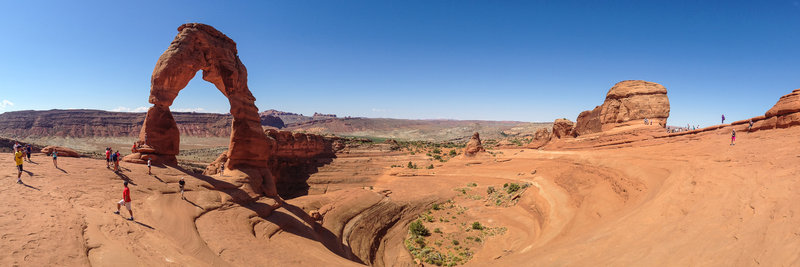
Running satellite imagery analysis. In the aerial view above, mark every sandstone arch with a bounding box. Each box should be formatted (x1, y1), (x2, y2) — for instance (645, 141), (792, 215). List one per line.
(125, 23), (276, 198)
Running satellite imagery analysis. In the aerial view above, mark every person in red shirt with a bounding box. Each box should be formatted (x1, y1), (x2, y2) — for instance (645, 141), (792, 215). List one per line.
(114, 181), (134, 220)
(105, 148), (111, 168)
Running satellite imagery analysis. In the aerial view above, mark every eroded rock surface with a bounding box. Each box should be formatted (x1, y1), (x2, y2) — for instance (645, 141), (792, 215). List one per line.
(552, 118), (575, 139)
(573, 80), (670, 135)
(464, 132), (486, 156)
(123, 23), (274, 200)
(41, 146), (80, 157)
(754, 88), (800, 130)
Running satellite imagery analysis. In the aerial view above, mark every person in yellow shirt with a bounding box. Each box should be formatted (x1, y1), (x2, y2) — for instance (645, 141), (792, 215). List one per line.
(14, 148), (24, 184)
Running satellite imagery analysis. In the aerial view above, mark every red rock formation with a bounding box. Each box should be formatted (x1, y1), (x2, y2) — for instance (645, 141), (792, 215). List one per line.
(573, 80), (670, 136)
(527, 128), (552, 149)
(124, 23), (276, 200)
(464, 132), (485, 156)
(754, 89), (800, 130)
(204, 129), (340, 198)
(41, 146), (80, 157)
(552, 118), (575, 139)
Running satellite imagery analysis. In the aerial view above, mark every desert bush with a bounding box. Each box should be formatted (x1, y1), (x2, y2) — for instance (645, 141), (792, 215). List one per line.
(471, 221), (483, 230)
(427, 164), (434, 169)
(434, 228), (442, 234)
(432, 203), (441, 210)
(449, 149), (457, 156)
(487, 186), (495, 194)
(409, 220), (430, 237)
(506, 183), (521, 194)
(467, 182), (477, 187)
(452, 240), (460, 246)
(432, 148), (441, 154)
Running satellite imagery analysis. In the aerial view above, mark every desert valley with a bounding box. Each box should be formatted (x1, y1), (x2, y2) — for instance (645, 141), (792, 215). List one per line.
(2, 5), (800, 267)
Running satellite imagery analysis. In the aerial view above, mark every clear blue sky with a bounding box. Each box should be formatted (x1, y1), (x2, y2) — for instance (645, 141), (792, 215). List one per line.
(0, 0), (798, 127)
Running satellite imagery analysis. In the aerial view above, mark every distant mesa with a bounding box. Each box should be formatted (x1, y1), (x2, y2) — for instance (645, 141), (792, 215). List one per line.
(573, 80), (670, 136)
(260, 114), (285, 129)
(464, 132), (486, 156)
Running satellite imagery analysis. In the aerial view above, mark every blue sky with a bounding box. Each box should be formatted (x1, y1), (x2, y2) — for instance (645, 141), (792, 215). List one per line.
(0, 0), (798, 127)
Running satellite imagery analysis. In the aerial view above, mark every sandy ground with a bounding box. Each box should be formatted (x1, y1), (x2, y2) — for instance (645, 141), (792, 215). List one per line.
(2, 125), (800, 266)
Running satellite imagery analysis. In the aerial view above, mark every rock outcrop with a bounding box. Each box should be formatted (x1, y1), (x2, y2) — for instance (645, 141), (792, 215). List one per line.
(573, 80), (670, 136)
(41, 146), (80, 157)
(527, 128), (552, 149)
(204, 129), (339, 198)
(753, 89), (800, 130)
(464, 132), (485, 156)
(125, 23), (276, 200)
(552, 118), (575, 139)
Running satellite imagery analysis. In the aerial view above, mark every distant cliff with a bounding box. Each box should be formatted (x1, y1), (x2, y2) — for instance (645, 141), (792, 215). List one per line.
(0, 109), (285, 139)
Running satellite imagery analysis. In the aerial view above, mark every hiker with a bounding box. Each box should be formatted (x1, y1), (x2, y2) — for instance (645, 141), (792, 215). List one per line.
(731, 129), (736, 146)
(25, 144), (31, 162)
(14, 147), (24, 184)
(113, 151), (120, 172)
(13, 141), (21, 152)
(131, 142), (137, 154)
(52, 149), (58, 168)
(179, 177), (186, 200)
(722, 114), (726, 124)
(147, 159), (152, 175)
(644, 118), (648, 125)
(748, 119), (754, 132)
(114, 181), (134, 221)
(105, 148), (111, 168)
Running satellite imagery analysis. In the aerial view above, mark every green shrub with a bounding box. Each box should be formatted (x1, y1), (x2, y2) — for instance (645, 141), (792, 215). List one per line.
(506, 183), (521, 194)
(408, 161), (414, 169)
(434, 228), (442, 234)
(452, 240), (460, 245)
(487, 186), (495, 194)
(409, 220), (430, 237)
(471, 221), (483, 230)
(432, 203), (441, 210)
(432, 148), (441, 154)
(427, 164), (434, 169)
(467, 182), (477, 187)
(449, 149), (457, 156)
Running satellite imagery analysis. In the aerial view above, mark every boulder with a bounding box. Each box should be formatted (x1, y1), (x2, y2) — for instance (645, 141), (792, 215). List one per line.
(527, 128), (552, 149)
(40, 146), (80, 157)
(552, 118), (575, 139)
(755, 89), (800, 130)
(464, 132), (485, 156)
(574, 80), (670, 136)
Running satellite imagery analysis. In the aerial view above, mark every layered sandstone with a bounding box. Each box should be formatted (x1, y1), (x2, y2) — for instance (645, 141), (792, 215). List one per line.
(753, 89), (800, 130)
(124, 23), (277, 201)
(464, 132), (485, 156)
(552, 118), (575, 139)
(204, 129), (339, 198)
(527, 128), (552, 149)
(573, 80), (670, 136)
(41, 146), (80, 157)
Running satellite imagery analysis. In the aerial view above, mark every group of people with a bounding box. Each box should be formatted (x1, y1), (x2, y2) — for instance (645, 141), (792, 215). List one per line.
(105, 148), (122, 172)
(10, 142), (188, 222)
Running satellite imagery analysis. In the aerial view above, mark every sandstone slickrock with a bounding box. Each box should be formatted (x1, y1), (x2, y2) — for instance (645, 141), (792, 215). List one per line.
(464, 132), (485, 156)
(41, 146), (80, 157)
(552, 118), (575, 139)
(754, 88), (800, 130)
(124, 23), (276, 200)
(573, 80), (670, 136)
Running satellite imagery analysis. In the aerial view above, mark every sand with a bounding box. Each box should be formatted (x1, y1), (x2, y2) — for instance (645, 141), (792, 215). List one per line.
(2, 125), (800, 266)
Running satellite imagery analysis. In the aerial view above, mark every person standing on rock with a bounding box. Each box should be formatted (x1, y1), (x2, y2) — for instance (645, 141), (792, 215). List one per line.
(114, 181), (134, 221)
(113, 151), (121, 172)
(722, 114), (726, 124)
(731, 129), (736, 146)
(14, 147), (24, 184)
(147, 159), (152, 175)
(179, 177), (186, 200)
(52, 149), (58, 168)
(749, 119), (754, 132)
(131, 142), (137, 154)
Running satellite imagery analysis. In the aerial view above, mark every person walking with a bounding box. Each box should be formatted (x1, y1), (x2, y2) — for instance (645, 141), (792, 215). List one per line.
(104, 148), (110, 168)
(731, 129), (736, 146)
(722, 114), (726, 124)
(14, 146), (24, 184)
(147, 159), (152, 175)
(113, 181), (134, 221)
(179, 177), (186, 200)
(25, 144), (32, 162)
(749, 119), (754, 132)
(113, 151), (120, 172)
(52, 149), (58, 168)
